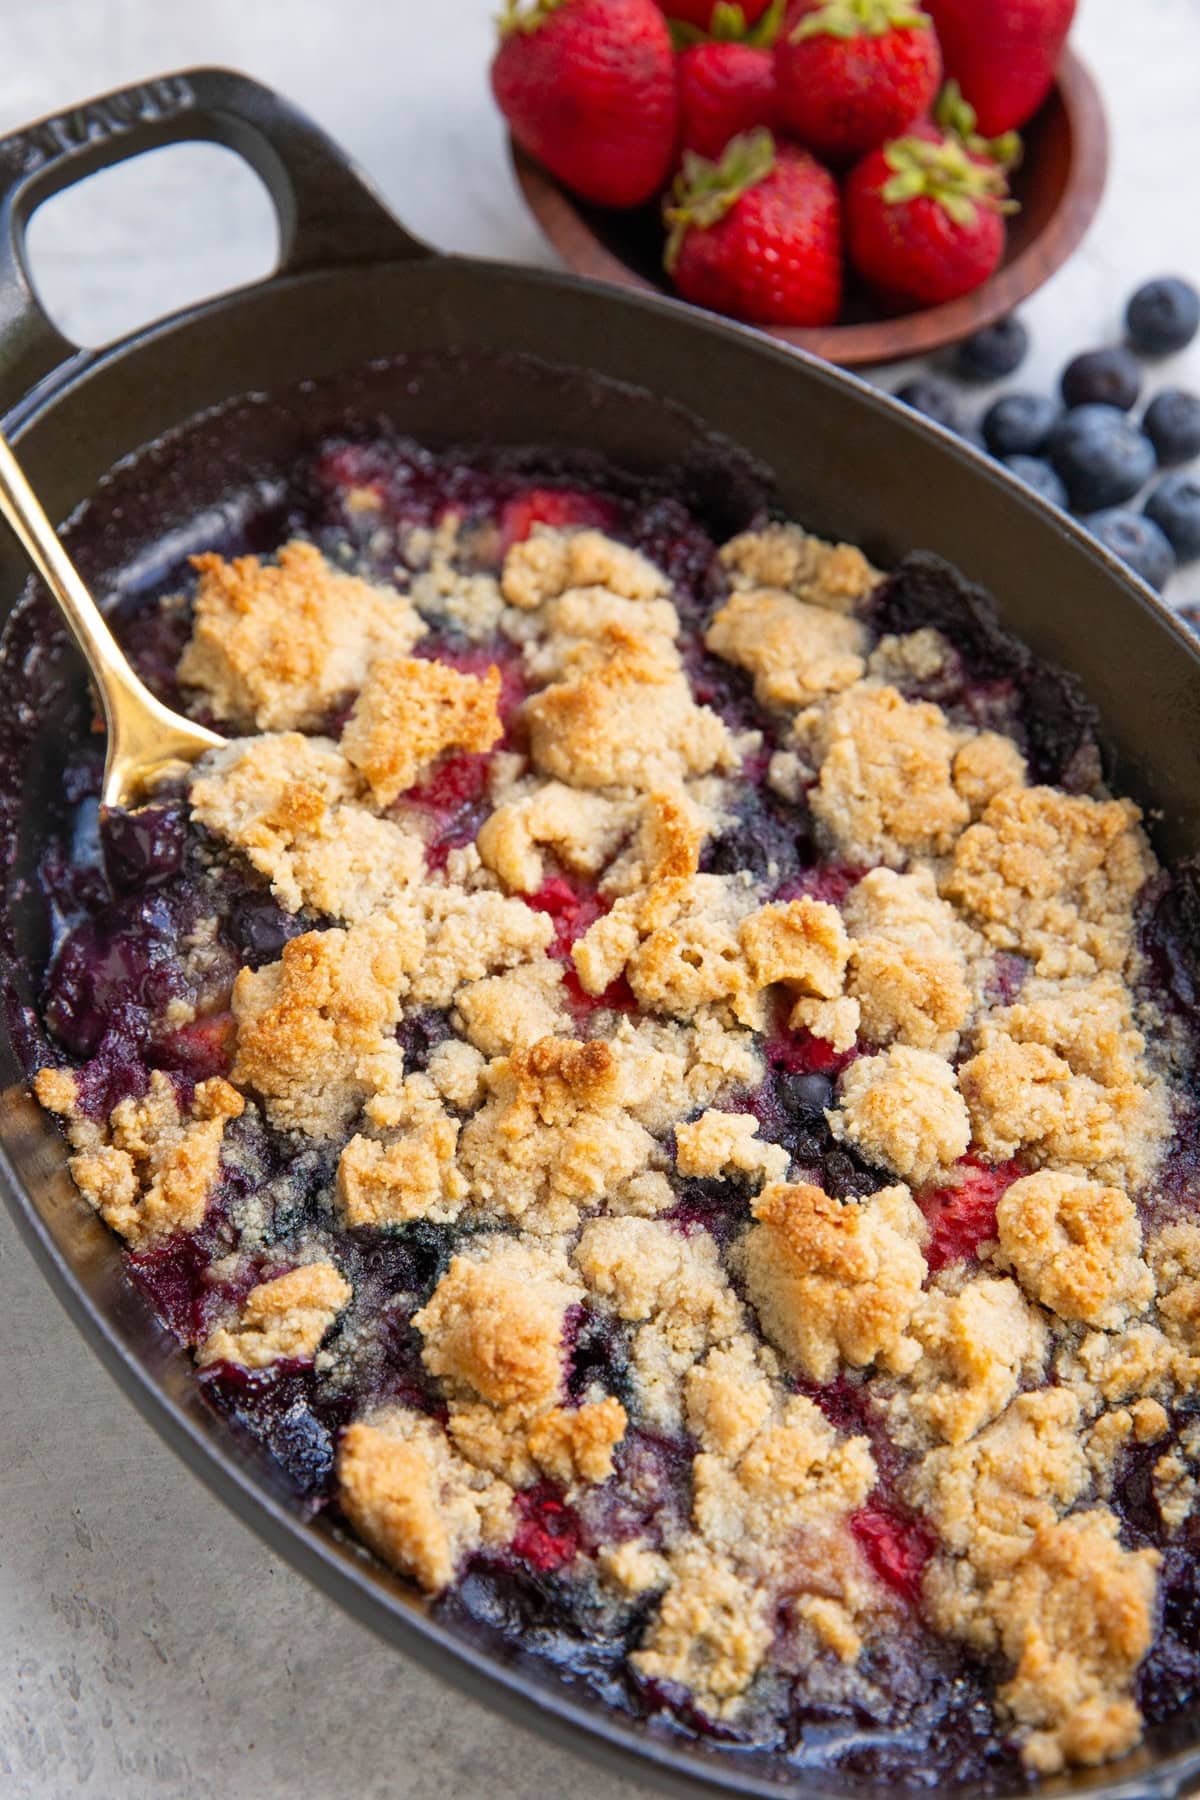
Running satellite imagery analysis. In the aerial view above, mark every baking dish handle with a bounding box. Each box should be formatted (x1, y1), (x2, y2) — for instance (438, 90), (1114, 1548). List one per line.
(0, 66), (432, 416)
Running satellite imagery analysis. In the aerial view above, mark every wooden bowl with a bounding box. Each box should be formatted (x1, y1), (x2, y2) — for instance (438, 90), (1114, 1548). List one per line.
(511, 49), (1108, 368)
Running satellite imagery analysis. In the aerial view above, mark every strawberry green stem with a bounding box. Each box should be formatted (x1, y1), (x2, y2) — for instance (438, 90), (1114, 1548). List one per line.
(791, 0), (930, 41)
(881, 134), (1017, 227)
(663, 129), (776, 274)
(498, 0), (568, 36)
(935, 81), (1023, 171)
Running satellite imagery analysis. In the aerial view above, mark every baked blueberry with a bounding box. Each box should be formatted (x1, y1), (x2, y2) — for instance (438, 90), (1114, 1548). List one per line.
(1143, 389), (1200, 466)
(1127, 277), (1200, 355)
(954, 317), (1029, 382)
(1085, 508), (1176, 590)
(1046, 405), (1157, 511)
(1060, 348), (1142, 412)
(1002, 455), (1068, 509)
(982, 392), (1060, 459)
(1145, 471), (1200, 560)
(894, 378), (962, 432)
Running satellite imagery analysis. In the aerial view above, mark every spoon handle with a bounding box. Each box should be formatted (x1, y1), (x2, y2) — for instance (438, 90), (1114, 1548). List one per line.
(0, 429), (153, 717)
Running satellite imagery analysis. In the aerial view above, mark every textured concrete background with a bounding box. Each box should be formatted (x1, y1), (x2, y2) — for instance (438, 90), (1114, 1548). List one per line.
(1, 2), (1199, 1796)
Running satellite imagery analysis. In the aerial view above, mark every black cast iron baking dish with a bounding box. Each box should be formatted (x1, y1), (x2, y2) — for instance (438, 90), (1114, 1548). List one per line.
(2, 66), (1200, 1800)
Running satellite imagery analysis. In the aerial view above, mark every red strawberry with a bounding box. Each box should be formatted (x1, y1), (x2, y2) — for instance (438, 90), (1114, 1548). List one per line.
(925, 0), (1076, 135)
(774, 0), (942, 163)
(845, 123), (1014, 310)
(679, 42), (778, 158)
(659, 0), (778, 36)
(492, 0), (679, 209)
(664, 128), (842, 326)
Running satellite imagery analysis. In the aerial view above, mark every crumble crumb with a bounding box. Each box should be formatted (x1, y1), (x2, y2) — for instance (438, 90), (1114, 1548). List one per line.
(524, 645), (738, 792)
(675, 1110), (789, 1187)
(457, 1038), (657, 1232)
(796, 685), (971, 869)
(178, 541), (423, 731)
(190, 733), (425, 920)
(35, 1067), (244, 1251)
(995, 1171), (1153, 1328)
(337, 1407), (513, 1593)
(197, 1262), (351, 1369)
(829, 1047), (970, 1185)
(500, 527), (668, 611)
(476, 782), (635, 893)
(740, 897), (849, 999)
(337, 1073), (467, 1226)
(942, 786), (1154, 978)
(340, 655), (503, 806)
(788, 994), (861, 1051)
(574, 874), (762, 1028)
(896, 1277), (1048, 1446)
(867, 627), (954, 688)
(718, 524), (881, 612)
(525, 1396), (628, 1487)
(744, 1181), (928, 1381)
(231, 913), (423, 1138)
(704, 588), (867, 708)
(454, 959), (568, 1056)
(952, 732), (1028, 816)
(1149, 1224), (1200, 1350)
(415, 1234), (582, 1410)
(843, 866), (975, 1058)
(995, 1511), (1159, 1774)
(631, 1547), (775, 1713)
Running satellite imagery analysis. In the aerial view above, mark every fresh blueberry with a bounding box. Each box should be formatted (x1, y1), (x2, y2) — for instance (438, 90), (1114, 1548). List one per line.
(1127, 277), (1200, 355)
(1002, 455), (1068, 509)
(1046, 405), (1157, 512)
(954, 316), (1029, 382)
(1085, 509), (1176, 590)
(1143, 388), (1200, 466)
(1060, 348), (1142, 412)
(894, 378), (962, 432)
(1145, 472), (1200, 560)
(981, 392), (1060, 458)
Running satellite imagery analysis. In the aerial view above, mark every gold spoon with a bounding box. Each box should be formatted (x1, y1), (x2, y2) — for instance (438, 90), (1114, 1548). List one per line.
(0, 430), (224, 812)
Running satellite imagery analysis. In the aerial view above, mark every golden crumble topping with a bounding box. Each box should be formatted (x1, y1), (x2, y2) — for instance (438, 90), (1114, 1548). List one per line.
(190, 734), (425, 920)
(35, 1066), (244, 1250)
(340, 655), (503, 806)
(37, 497), (1191, 1777)
(942, 786), (1154, 978)
(337, 1407), (513, 1593)
(797, 685), (971, 868)
(829, 1046), (971, 1185)
(197, 1262), (351, 1369)
(995, 1171), (1153, 1328)
(231, 913), (421, 1139)
(744, 1181), (928, 1381)
(178, 541), (424, 731)
(718, 523), (881, 612)
(704, 588), (867, 708)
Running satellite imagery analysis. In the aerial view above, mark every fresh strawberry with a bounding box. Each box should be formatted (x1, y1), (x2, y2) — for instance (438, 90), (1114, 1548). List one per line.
(492, 0), (679, 209)
(845, 122), (1014, 310)
(925, 0), (1076, 135)
(774, 0), (941, 163)
(664, 129), (842, 327)
(679, 42), (778, 158)
(659, 0), (778, 39)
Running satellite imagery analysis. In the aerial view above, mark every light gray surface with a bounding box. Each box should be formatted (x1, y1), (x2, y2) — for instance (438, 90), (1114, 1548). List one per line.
(1, 3), (1199, 1797)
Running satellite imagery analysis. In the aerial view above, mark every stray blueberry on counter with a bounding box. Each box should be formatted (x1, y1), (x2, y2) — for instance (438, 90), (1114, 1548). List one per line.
(1126, 277), (1200, 355)
(1143, 389), (1200, 467)
(1085, 509), (1176, 590)
(982, 392), (1060, 458)
(1046, 405), (1157, 512)
(894, 377), (961, 432)
(1002, 455), (1068, 509)
(1060, 347), (1142, 412)
(1145, 472), (1200, 560)
(955, 317), (1029, 382)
